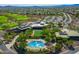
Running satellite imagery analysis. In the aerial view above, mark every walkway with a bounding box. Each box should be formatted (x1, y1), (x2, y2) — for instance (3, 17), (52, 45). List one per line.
(6, 35), (19, 49)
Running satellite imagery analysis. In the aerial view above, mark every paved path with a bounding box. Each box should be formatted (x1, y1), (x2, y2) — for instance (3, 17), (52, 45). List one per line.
(6, 35), (19, 49)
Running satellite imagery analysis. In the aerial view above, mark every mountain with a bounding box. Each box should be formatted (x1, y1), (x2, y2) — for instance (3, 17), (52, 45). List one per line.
(0, 4), (79, 8)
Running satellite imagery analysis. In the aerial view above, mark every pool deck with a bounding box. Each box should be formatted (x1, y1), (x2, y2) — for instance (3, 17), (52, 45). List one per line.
(26, 39), (46, 43)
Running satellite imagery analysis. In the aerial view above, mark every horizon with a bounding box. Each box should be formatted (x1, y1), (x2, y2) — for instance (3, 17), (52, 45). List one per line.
(0, 4), (78, 6)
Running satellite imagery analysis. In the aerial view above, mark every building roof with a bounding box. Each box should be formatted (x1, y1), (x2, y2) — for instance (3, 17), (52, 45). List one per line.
(31, 22), (48, 28)
(56, 29), (79, 38)
(68, 30), (79, 36)
(31, 24), (44, 27)
(56, 32), (69, 38)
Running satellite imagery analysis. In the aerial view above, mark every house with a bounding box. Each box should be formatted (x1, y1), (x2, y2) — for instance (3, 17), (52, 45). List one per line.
(56, 32), (69, 38)
(67, 30), (79, 40)
(56, 29), (79, 40)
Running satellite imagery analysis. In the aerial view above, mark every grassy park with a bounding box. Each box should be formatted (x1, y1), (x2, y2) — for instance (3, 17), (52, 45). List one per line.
(34, 30), (43, 37)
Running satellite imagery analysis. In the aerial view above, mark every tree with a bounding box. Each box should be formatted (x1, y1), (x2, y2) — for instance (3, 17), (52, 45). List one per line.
(19, 42), (26, 48)
(4, 33), (13, 42)
(58, 22), (63, 28)
(17, 42), (26, 54)
(0, 40), (3, 45)
(66, 40), (74, 47)
(55, 43), (62, 53)
(18, 32), (27, 42)
(45, 36), (51, 43)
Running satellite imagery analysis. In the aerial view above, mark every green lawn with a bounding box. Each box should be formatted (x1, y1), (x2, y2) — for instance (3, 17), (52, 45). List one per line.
(34, 30), (43, 37)
(7, 13), (29, 21)
(0, 16), (8, 24)
(0, 14), (30, 30)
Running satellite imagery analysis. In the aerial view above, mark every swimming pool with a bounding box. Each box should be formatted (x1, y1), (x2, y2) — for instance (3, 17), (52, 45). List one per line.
(28, 41), (45, 48)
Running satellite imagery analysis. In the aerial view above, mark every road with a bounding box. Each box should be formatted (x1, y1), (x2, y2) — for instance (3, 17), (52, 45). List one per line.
(63, 13), (72, 28)
(60, 46), (79, 54)
(63, 13), (68, 24)
(66, 14), (72, 24)
(43, 13), (72, 26)
(0, 44), (15, 54)
(75, 51), (79, 54)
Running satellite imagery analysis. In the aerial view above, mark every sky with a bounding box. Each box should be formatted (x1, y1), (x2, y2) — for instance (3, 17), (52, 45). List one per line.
(0, 0), (78, 5)
(0, 4), (75, 6)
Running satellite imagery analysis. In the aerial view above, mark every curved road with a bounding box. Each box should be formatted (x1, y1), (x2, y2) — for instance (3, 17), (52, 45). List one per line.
(63, 13), (72, 28)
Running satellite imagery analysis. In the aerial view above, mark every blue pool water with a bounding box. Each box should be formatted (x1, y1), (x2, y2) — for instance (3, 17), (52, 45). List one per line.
(28, 41), (45, 48)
